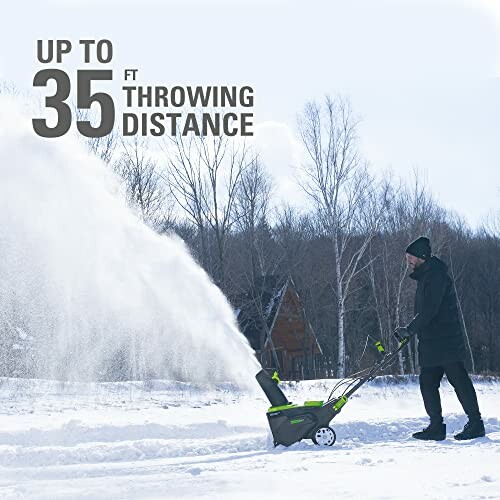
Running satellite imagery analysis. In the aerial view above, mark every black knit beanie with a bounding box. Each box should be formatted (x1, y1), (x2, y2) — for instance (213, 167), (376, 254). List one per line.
(405, 236), (431, 260)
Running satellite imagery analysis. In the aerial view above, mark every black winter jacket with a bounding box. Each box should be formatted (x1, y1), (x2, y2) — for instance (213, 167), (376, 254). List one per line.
(407, 256), (466, 367)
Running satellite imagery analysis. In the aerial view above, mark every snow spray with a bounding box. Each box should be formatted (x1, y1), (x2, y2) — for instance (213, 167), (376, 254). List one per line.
(0, 96), (260, 387)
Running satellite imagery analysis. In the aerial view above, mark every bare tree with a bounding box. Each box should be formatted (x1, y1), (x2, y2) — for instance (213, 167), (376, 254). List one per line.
(162, 127), (254, 287)
(116, 137), (174, 231)
(161, 133), (210, 269)
(231, 159), (285, 368)
(201, 135), (254, 286)
(234, 158), (273, 284)
(86, 132), (119, 165)
(482, 206), (500, 239)
(297, 96), (388, 377)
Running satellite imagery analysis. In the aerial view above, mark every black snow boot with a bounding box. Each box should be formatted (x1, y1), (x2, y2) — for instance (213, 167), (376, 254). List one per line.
(454, 419), (485, 440)
(412, 422), (446, 441)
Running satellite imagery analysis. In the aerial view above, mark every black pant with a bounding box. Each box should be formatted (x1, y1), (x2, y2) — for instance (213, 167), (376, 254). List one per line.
(419, 361), (481, 422)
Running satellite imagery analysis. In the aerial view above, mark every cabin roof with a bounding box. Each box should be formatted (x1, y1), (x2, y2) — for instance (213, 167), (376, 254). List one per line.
(235, 275), (321, 353)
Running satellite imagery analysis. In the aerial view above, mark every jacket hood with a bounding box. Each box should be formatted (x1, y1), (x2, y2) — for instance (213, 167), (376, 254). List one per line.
(409, 255), (448, 281)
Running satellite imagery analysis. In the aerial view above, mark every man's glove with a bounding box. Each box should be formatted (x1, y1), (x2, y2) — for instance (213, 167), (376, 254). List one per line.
(394, 325), (414, 342)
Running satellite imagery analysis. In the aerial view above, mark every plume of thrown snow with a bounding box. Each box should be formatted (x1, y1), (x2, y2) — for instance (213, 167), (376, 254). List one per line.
(0, 96), (260, 387)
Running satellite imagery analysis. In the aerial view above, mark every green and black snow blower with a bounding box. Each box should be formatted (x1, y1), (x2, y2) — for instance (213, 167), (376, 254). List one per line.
(256, 328), (413, 447)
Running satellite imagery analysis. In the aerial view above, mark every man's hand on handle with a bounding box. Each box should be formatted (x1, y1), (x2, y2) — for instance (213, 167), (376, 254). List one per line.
(394, 325), (414, 343)
(393, 314), (419, 342)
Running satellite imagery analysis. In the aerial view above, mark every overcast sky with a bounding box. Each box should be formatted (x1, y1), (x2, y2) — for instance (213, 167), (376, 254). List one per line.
(2, 0), (499, 228)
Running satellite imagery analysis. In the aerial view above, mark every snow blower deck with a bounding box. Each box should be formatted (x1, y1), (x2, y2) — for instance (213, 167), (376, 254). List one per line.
(256, 332), (412, 447)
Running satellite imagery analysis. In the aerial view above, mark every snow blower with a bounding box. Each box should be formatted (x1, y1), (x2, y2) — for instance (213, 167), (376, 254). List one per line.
(256, 328), (413, 447)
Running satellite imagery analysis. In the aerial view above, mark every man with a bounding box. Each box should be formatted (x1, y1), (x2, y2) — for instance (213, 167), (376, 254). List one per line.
(400, 236), (485, 441)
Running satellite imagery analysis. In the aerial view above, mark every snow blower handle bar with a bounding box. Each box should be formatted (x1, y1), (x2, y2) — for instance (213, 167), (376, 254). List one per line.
(366, 314), (421, 379)
(357, 324), (417, 386)
(351, 314), (421, 388)
(325, 337), (413, 405)
(393, 329), (406, 343)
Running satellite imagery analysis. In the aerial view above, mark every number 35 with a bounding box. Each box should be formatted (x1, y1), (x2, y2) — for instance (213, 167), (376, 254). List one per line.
(33, 69), (115, 138)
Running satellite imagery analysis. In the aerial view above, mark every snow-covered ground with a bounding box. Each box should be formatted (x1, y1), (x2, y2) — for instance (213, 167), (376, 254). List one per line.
(0, 376), (499, 499)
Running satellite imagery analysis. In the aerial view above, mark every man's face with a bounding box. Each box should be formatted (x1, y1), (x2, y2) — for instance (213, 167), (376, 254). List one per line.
(406, 253), (424, 271)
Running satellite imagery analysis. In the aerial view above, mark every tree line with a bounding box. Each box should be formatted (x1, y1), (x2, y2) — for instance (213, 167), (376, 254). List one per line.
(2, 83), (498, 378)
(83, 96), (499, 378)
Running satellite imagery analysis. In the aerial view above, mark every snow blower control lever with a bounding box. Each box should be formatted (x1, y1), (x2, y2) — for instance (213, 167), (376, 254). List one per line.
(256, 319), (417, 447)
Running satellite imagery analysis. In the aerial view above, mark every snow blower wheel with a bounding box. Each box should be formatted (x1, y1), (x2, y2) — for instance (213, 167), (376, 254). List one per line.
(312, 427), (336, 446)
